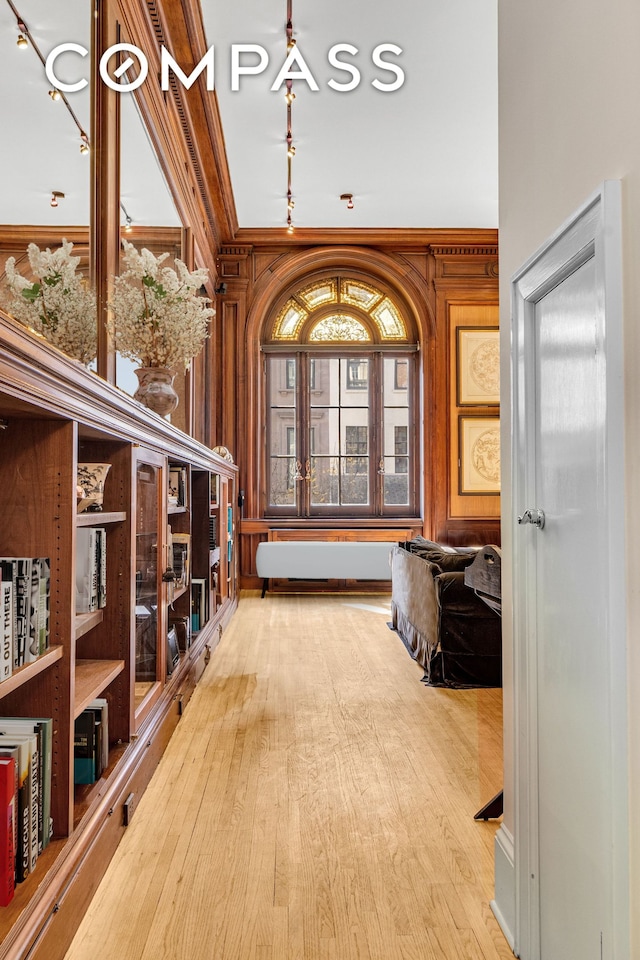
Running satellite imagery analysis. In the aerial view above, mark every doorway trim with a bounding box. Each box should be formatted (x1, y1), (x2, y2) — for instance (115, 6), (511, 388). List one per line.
(510, 181), (628, 959)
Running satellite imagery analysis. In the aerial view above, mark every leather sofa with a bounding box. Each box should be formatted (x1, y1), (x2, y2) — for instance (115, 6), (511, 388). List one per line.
(390, 538), (502, 687)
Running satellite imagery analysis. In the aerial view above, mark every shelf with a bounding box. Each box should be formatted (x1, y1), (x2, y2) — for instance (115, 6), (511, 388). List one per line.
(168, 504), (187, 515)
(76, 511), (126, 526)
(74, 659), (125, 717)
(75, 610), (104, 640)
(0, 646), (64, 701)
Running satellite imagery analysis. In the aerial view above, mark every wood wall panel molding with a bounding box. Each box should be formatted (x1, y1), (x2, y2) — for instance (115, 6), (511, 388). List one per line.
(115, 0), (237, 268)
(234, 227), (498, 248)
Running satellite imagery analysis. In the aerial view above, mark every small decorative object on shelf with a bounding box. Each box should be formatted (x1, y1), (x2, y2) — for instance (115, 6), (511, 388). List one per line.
(109, 241), (214, 417)
(212, 445), (235, 463)
(77, 462), (111, 513)
(1, 239), (97, 363)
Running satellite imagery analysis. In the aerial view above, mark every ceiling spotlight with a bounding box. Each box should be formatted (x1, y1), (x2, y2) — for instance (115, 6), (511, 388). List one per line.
(285, 89), (296, 104)
(80, 133), (90, 155)
(124, 215), (133, 232)
(288, 143), (296, 158)
(16, 33), (27, 48)
(50, 191), (64, 208)
(340, 193), (354, 210)
(287, 222), (294, 234)
(48, 88), (61, 101)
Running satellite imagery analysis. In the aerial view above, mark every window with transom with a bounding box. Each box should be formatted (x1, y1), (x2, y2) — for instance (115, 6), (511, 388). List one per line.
(264, 277), (419, 518)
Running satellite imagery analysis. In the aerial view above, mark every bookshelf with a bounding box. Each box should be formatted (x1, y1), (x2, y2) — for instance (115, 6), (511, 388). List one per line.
(0, 312), (238, 960)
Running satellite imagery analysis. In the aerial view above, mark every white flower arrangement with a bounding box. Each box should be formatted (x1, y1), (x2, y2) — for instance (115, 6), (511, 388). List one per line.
(1, 239), (97, 364)
(109, 240), (214, 370)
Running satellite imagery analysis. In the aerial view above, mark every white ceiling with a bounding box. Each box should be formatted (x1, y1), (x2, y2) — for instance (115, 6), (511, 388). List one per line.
(0, 0), (498, 232)
(201, 0), (498, 229)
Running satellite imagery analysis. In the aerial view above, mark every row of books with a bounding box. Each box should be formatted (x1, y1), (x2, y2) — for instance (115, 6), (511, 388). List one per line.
(0, 558), (51, 682)
(74, 699), (109, 787)
(0, 716), (53, 906)
(76, 528), (107, 614)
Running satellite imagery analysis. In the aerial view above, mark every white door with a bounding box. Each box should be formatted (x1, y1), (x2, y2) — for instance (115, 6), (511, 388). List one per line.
(511, 183), (628, 960)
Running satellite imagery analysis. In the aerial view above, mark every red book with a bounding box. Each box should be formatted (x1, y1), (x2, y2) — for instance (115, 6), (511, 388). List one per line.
(0, 756), (15, 906)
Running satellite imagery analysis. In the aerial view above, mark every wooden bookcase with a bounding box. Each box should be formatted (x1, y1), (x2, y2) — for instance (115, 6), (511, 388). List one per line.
(0, 313), (237, 960)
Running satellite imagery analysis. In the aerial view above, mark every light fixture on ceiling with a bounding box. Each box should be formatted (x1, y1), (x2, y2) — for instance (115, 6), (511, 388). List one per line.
(285, 1), (295, 233)
(50, 190), (64, 208)
(340, 193), (355, 210)
(7, 1), (91, 154)
(120, 202), (133, 232)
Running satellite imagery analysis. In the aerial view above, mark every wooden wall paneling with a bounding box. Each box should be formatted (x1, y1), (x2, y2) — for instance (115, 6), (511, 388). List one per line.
(448, 302), (500, 521)
(91, 0), (120, 384)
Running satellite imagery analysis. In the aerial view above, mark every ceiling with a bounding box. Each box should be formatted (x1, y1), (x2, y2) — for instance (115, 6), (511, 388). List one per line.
(0, 0), (498, 232)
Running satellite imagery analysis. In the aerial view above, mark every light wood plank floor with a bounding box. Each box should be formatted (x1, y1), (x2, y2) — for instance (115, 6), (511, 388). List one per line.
(64, 592), (511, 960)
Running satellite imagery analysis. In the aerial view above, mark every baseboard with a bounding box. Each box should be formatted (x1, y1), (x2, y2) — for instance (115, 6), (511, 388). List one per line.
(492, 824), (517, 954)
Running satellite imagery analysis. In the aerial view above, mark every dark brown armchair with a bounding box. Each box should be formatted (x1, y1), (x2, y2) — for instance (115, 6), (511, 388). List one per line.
(390, 539), (502, 688)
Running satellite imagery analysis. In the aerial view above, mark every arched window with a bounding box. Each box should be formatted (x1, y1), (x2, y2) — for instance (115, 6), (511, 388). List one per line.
(264, 277), (419, 518)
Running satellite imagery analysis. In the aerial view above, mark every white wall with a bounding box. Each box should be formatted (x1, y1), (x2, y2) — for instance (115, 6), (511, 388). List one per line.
(497, 0), (640, 953)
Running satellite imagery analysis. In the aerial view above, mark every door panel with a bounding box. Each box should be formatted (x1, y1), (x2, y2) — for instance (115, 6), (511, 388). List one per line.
(534, 258), (610, 958)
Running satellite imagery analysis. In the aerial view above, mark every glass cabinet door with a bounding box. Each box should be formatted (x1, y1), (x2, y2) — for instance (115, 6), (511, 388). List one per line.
(134, 454), (165, 721)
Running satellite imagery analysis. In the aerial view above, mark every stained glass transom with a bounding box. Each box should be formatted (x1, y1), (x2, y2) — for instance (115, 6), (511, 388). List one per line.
(340, 279), (383, 310)
(309, 316), (371, 342)
(273, 302), (307, 340)
(270, 277), (408, 342)
(371, 298), (405, 339)
(298, 279), (337, 309)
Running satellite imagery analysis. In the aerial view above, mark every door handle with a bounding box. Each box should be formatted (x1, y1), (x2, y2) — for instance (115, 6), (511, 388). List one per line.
(518, 508), (545, 529)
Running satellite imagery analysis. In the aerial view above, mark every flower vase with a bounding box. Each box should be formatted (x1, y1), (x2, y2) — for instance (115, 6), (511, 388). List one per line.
(134, 366), (179, 417)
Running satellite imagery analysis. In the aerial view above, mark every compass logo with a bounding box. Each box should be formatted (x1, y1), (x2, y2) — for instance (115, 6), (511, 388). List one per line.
(45, 42), (405, 94)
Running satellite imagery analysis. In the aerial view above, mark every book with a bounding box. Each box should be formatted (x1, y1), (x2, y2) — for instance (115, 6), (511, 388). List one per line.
(76, 528), (98, 613)
(191, 578), (207, 632)
(0, 734), (32, 882)
(88, 698), (109, 773)
(0, 744), (19, 885)
(74, 710), (98, 785)
(1, 577), (12, 681)
(13, 559), (31, 667)
(0, 757), (15, 906)
(96, 529), (107, 609)
(25, 560), (41, 663)
(1, 718), (52, 853)
(0, 724), (39, 875)
(37, 559), (51, 655)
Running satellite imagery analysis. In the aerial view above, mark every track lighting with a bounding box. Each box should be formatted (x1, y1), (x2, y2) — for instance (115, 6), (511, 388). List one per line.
(284, 1), (296, 231)
(79, 133), (90, 155)
(50, 191), (64, 208)
(340, 193), (355, 210)
(124, 216), (133, 232)
(16, 33), (27, 48)
(48, 88), (61, 101)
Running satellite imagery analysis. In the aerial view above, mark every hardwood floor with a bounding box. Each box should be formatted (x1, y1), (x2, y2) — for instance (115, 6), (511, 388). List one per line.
(64, 592), (511, 960)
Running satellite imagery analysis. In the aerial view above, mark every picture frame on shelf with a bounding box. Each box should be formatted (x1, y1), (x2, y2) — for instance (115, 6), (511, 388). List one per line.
(459, 416), (501, 495)
(456, 327), (500, 406)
